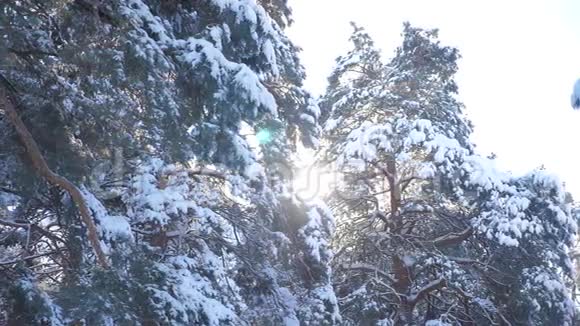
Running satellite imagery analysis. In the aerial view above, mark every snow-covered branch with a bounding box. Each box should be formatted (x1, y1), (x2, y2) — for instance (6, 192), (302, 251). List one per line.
(0, 85), (109, 269)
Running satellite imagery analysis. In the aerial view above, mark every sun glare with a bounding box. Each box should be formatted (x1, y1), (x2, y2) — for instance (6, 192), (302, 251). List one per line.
(293, 149), (336, 200)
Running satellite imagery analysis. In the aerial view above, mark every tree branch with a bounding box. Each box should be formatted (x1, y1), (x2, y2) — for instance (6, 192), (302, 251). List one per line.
(188, 168), (226, 180)
(0, 218), (29, 228)
(0, 85), (109, 269)
(0, 251), (57, 266)
(409, 278), (446, 304)
(344, 263), (396, 283)
(431, 227), (473, 248)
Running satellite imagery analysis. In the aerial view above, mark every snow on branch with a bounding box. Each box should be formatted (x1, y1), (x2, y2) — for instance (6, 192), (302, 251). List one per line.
(431, 227), (473, 248)
(344, 263), (396, 283)
(408, 278), (446, 304)
(0, 85), (109, 269)
(571, 79), (580, 109)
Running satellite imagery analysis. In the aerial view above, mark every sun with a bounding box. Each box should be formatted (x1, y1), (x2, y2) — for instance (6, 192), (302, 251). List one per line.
(292, 148), (336, 201)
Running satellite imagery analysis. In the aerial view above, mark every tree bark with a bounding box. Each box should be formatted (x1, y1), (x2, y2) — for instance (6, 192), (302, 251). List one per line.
(386, 157), (401, 227)
(385, 156), (414, 325)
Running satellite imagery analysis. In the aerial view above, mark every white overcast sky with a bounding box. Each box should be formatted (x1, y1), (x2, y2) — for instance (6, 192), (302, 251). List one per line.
(287, 0), (580, 197)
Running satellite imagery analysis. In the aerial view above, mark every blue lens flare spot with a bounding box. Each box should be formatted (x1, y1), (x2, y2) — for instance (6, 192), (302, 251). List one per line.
(256, 129), (273, 144)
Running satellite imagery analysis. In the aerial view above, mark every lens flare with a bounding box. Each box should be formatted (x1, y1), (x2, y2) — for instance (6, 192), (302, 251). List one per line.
(255, 129), (273, 144)
(292, 147), (336, 200)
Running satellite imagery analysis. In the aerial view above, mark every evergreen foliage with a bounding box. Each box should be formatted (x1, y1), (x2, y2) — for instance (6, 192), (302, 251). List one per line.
(0, 2), (578, 325)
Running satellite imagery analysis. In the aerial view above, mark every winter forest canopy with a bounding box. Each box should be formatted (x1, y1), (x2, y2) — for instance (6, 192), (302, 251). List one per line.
(0, 1), (579, 325)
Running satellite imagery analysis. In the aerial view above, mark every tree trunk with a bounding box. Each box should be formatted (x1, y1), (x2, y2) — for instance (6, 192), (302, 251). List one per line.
(385, 155), (415, 325)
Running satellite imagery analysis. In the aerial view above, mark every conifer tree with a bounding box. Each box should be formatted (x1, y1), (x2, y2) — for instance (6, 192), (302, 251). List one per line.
(321, 23), (577, 325)
(0, 0), (338, 324)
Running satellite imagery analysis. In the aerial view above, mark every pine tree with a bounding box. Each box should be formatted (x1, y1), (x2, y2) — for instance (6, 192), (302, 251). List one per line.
(2, 2), (576, 325)
(320, 23), (578, 325)
(472, 170), (577, 325)
(320, 23), (474, 325)
(0, 0), (338, 324)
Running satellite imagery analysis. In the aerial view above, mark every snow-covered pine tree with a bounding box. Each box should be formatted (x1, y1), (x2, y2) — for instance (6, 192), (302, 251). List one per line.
(470, 170), (578, 325)
(0, 0), (338, 324)
(320, 23), (578, 325)
(320, 23), (477, 325)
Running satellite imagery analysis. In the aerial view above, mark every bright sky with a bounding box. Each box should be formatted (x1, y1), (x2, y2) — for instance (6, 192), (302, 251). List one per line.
(287, 0), (580, 197)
